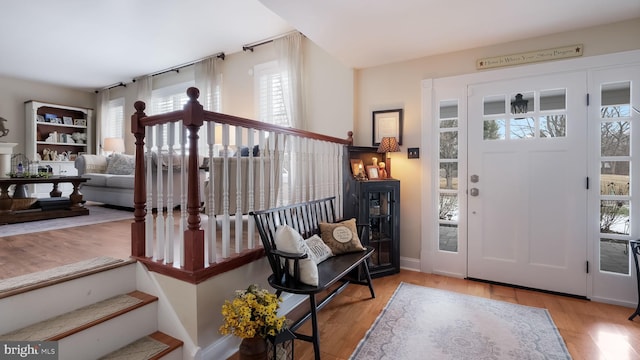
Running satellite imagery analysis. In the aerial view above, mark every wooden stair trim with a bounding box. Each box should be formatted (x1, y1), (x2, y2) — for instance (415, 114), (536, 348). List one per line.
(48, 290), (157, 341)
(148, 331), (184, 360)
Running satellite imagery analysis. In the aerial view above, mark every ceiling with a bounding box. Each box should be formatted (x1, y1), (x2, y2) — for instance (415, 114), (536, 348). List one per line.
(1, 0), (638, 92)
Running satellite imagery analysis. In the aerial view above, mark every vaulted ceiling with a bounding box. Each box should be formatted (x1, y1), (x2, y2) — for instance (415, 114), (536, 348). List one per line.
(0, 0), (638, 91)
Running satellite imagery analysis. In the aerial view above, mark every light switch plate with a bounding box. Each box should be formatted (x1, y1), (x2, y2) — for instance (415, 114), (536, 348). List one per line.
(408, 147), (419, 159)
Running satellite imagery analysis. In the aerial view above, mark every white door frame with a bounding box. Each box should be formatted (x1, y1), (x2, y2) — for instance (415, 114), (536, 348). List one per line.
(421, 49), (640, 304)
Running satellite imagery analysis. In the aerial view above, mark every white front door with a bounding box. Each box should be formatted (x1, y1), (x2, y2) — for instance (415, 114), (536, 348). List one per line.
(467, 72), (588, 296)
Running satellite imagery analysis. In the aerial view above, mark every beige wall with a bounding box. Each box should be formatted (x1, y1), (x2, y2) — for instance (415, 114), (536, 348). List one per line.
(354, 18), (640, 259)
(0, 75), (95, 156)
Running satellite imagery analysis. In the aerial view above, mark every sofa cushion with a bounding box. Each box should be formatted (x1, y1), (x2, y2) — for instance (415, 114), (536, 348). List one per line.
(106, 153), (135, 175)
(105, 175), (135, 189)
(83, 173), (109, 187)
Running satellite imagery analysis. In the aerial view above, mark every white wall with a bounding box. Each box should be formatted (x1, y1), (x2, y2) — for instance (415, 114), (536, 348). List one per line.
(106, 37), (355, 154)
(354, 18), (640, 260)
(0, 75), (95, 156)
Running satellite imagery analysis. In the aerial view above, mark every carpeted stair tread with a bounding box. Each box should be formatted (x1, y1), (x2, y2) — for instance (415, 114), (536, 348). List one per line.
(0, 291), (157, 341)
(99, 331), (183, 360)
(0, 256), (134, 299)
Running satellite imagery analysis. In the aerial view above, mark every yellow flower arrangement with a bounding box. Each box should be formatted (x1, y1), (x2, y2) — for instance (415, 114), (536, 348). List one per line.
(219, 284), (287, 339)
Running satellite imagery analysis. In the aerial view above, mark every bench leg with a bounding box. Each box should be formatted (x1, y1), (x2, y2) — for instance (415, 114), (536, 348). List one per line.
(309, 294), (321, 360)
(362, 260), (376, 299)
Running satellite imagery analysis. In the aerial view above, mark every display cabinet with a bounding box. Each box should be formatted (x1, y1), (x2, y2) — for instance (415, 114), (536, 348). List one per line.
(24, 100), (93, 197)
(344, 146), (400, 278)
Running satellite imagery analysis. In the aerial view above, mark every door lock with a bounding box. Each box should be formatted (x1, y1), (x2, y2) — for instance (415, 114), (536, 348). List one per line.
(470, 174), (479, 183)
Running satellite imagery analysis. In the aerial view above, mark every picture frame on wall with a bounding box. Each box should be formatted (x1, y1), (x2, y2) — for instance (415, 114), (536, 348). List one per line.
(372, 109), (403, 146)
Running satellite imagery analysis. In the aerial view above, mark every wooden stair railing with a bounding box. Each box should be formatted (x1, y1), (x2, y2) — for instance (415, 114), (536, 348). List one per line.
(130, 87), (353, 284)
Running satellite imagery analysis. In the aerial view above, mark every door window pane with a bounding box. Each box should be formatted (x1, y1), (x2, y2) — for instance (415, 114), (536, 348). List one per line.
(540, 115), (566, 138)
(600, 161), (630, 195)
(601, 122), (630, 156)
(483, 119), (505, 140)
(439, 132), (458, 159)
(600, 238), (629, 275)
(439, 162), (458, 190)
(600, 200), (630, 235)
(439, 193), (458, 221)
(510, 117), (535, 139)
(439, 224), (458, 252)
(510, 92), (533, 115)
(540, 89), (566, 111)
(484, 95), (505, 115)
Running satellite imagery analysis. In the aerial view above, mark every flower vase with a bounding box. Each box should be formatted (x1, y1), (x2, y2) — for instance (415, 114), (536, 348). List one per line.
(239, 336), (267, 360)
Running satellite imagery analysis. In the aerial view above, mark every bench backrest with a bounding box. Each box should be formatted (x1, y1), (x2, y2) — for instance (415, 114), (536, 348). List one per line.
(250, 197), (337, 277)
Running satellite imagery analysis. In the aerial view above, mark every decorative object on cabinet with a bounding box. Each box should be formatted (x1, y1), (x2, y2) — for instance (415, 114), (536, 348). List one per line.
(377, 136), (401, 178)
(378, 162), (388, 179)
(350, 159), (365, 178)
(366, 165), (379, 179)
(372, 108), (403, 146)
(0, 116), (9, 138)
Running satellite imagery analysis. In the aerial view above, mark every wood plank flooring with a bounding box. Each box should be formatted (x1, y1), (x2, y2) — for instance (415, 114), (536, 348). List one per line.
(2, 219), (640, 359)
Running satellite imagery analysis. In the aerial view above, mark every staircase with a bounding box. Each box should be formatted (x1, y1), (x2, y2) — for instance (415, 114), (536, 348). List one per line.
(0, 260), (183, 360)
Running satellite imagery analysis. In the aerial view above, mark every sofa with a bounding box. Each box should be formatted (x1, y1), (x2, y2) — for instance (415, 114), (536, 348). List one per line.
(75, 153), (205, 209)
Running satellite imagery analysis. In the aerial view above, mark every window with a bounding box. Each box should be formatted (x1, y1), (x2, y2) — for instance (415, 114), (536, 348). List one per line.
(150, 81), (194, 150)
(104, 97), (124, 139)
(254, 61), (289, 127)
(438, 100), (459, 252)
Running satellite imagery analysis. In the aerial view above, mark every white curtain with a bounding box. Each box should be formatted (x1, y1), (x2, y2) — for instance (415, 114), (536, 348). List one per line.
(274, 32), (304, 130)
(96, 89), (110, 154)
(195, 57), (222, 112)
(136, 76), (153, 113)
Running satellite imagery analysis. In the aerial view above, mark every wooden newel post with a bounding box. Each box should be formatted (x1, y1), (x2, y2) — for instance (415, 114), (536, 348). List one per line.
(182, 87), (205, 271)
(131, 101), (147, 258)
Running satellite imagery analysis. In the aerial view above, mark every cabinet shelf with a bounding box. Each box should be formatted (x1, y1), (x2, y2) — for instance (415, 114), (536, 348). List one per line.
(25, 101), (93, 198)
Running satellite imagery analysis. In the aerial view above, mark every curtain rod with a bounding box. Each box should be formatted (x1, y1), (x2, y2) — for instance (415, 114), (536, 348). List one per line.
(242, 30), (302, 52)
(95, 52), (225, 92)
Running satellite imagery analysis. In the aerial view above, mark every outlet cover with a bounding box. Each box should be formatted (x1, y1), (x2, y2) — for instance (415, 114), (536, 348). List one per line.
(408, 147), (419, 159)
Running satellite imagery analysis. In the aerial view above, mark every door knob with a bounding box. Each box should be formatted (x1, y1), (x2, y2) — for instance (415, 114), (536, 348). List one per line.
(470, 174), (479, 183)
(470, 188), (479, 196)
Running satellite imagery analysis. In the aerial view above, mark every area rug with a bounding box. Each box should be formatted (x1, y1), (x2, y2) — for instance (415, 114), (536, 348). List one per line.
(350, 282), (571, 360)
(1, 203), (133, 237)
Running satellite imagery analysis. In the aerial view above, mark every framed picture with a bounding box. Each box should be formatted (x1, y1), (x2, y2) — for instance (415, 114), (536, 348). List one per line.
(372, 109), (403, 146)
(63, 116), (73, 125)
(366, 165), (379, 179)
(37, 115), (45, 122)
(350, 159), (364, 177)
(44, 114), (58, 124)
(74, 119), (87, 126)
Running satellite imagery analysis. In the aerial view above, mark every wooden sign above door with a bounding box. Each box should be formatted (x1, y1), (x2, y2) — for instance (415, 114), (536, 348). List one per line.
(477, 44), (583, 70)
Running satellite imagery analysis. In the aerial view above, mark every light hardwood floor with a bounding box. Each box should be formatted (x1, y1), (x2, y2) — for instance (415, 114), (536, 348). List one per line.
(2, 220), (640, 359)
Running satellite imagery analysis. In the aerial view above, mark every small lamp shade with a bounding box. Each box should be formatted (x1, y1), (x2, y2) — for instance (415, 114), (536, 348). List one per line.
(377, 137), (400, 179)
(103, 137), (125, 154)
(377, 137), (400, 153)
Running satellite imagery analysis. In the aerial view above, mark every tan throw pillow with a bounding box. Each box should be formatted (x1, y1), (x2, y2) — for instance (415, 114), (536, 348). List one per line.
(305, 234), (333, 264)
(274, 225), (318, 286)
(319, 218), (366, 255)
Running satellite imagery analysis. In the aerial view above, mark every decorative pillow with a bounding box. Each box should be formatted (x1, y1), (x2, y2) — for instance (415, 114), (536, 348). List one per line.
(305, 234), (333, 264)
(319, 218), (366, 255)
(274, 225), (318, 286)
(105, 153), (135, 175)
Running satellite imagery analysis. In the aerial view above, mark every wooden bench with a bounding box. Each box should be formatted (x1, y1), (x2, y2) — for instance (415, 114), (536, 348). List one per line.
(251, 196), (375, 360)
